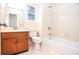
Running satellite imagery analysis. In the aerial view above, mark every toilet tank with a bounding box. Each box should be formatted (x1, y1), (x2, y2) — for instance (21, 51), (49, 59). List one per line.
(29, 31), (38, 37)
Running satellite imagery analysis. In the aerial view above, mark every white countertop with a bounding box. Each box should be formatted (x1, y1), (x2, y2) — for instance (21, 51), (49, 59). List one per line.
(0, 26), (29, 32)
(1, 30), (29, 32)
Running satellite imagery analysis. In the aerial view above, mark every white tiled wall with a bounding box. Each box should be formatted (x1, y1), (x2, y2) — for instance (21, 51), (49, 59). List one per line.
(41, 3), (79, 42)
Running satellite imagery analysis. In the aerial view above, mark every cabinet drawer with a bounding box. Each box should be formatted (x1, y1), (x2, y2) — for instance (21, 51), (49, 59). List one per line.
(14, 32), (28, 37)
(1, 33), (14, 39)
(1, 32), (29, 39)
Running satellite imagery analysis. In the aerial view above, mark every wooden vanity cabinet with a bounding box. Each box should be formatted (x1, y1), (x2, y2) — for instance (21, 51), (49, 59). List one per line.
(1, 32), (29, 55)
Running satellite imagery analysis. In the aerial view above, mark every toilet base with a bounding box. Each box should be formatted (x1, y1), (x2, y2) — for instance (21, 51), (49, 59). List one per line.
(34, 43), (41, 50)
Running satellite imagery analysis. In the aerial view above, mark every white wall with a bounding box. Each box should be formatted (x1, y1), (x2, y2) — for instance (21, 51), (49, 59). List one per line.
(0, 4), (2, 54)
(0, 4), (1, 22)
(0, 4), (7, 23)
(22, 3), (39, 31)
(42, 4), (54, 37)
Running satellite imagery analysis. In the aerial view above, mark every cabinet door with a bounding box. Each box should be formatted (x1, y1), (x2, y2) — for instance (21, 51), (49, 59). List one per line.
(1, 38), (16, 55)
(16, 37), (28, 53)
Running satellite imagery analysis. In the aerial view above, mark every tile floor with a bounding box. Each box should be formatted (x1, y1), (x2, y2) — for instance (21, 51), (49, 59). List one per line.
(18, 42), (62, 55)
(18, 46), (57, 55)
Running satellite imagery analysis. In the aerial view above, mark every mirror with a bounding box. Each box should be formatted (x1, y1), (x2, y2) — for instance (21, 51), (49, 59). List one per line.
(9, 13), (17, 29)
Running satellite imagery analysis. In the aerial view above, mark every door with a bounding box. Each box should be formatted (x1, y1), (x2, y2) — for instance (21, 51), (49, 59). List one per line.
(16, 37), (28, 53)
(2, 38), (16, 55)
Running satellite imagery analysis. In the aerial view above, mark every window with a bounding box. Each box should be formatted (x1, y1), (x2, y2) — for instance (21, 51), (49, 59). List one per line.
(28, 5), (35, 20)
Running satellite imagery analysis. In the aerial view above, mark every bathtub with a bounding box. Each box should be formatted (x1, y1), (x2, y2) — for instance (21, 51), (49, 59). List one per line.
(41, 37), (79, 55)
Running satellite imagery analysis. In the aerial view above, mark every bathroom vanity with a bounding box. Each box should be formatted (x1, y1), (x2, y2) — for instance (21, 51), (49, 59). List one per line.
(1, 30), (29, 55)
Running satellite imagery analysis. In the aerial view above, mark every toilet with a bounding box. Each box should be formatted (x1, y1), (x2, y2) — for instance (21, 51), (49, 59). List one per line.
(29, 31), (42, 50)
